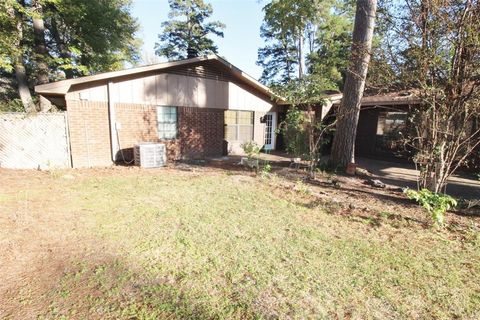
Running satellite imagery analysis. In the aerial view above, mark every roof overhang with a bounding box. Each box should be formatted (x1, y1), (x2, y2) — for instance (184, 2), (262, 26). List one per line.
(35, 55), (286, 104)
(331, 92), (421, 106)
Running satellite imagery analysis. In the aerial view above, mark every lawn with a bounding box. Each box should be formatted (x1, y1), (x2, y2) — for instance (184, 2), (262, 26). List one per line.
(1, 166), (479, 319)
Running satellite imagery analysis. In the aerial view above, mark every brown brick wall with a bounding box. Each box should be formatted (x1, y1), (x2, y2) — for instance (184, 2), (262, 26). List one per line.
(66, 101), (225, 167)
(67, 100), (112, 167)
(114, 103), (181, 161)
(178, 107), (225, 159)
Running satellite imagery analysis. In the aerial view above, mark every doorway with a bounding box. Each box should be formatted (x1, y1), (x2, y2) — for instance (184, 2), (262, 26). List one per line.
(263, 112), (276, 150)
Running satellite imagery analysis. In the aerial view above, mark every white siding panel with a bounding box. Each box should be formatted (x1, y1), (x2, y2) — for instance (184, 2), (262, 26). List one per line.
(65, 73), (274, 111)
(131, 77), (144, 103)
(228, 82), (235, 109)
(156, 74), (168, 105)
(216, 80), (228, 109)
(165, 74), (174, 105)
(143, 75), (156, 104)
(197, 77), (207, 108)
(204, 78), (215, 108)
(116, 80), (132, 103)
(187, 76), (199, 107)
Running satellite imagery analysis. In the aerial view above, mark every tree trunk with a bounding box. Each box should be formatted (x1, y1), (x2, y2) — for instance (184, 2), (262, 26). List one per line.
(298, 32), (304, 78)
(50, 18), (74, 79)
(9, 3), (36, 113)
(14, 59), (36, 113)
(32, 0), (51, 111)
(329, 0), (377, 169)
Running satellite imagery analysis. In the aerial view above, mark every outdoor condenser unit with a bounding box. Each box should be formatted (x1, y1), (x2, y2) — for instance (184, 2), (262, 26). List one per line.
(134, 142), (167, 168)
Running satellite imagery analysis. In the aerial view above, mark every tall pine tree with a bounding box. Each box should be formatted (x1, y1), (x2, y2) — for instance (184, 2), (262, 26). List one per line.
(329, 0), (378, 168)
(155, 0), (225, 60)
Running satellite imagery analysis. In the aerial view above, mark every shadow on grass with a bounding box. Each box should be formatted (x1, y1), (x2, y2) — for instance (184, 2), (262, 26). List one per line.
(3, 245), (257, 320)
(37, 255), (255, 319)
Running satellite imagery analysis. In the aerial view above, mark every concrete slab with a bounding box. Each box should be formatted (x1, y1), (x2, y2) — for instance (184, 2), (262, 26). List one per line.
(356, 157), (480, 199)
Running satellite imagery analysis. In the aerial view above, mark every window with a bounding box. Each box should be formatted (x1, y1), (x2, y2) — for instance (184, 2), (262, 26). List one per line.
(224, 110), (253, 142)
(376, 111), (407, 135)
(376, 111), (408, 153)
(157, 106), (177, 139)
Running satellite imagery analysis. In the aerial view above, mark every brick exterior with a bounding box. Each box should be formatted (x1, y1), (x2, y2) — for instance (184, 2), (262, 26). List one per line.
(178, 107), (225, 159)
(66, 100), (225, 167)
(67, 100), (112, 167)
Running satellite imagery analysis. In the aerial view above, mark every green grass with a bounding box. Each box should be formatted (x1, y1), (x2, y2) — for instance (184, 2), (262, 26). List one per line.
(12, 171), (480, 319)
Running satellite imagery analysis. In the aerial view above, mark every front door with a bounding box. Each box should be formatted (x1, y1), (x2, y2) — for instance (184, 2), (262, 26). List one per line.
(263, 112), (276, 150)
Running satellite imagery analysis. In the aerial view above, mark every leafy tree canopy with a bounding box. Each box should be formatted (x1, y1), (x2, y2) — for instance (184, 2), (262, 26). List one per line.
(257, 0), (354, 88)
(0, 0), (140, 111)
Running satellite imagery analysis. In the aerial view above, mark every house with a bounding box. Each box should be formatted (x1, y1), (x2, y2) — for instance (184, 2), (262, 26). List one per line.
(348, 91), (421, 160)
(35, 55), (288, 168)
(349, 91), (479, 169)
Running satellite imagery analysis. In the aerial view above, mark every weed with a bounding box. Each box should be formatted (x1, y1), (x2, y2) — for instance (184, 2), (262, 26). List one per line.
(379, 211), (393, 219)
(294, 179), (311, 195)
(405, 188), (457, 226)
(261, 161), (272, 178)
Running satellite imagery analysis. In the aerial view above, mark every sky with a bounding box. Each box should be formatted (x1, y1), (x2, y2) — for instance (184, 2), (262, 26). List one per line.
(131, 0), (266, 80)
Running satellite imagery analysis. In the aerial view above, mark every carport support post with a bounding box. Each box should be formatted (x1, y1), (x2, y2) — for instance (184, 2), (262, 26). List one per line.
(107, 81), (118, 163)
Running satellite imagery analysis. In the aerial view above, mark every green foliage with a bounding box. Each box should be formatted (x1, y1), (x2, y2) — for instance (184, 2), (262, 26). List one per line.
(47, 0), (141, 76)
(405, 188), (457, 226)
(241, 141), (260, 161)
(0, 99), (25, 113)
(1, 0), (140, 77)
(257, 0), (354, 86)
(155, 0), (225, 60)
(261, 161), (272, 178)
(0, 0), (22, 73)
(257, 0), (318, 84)
(275, 75), (335, 161)
(294, 179), (311, 195)
(0, 0), (140, 111)
(307, 0), (354, 89)
(277, 107), (309, 158)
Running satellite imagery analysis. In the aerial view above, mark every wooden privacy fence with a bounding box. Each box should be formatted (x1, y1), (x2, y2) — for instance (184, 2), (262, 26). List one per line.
(0, 112), (71, 169)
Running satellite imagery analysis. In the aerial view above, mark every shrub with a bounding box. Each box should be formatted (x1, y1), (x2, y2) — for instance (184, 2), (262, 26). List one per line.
(405, 188), (457, 226)
(241, 141), (260, 161)
(261, 162), (272, 178)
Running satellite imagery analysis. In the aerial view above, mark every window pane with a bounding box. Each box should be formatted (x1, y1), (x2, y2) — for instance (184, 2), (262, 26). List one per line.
(238, 111), (253, 125)
(238, 125), (253, 142)
(225, 110), (237, 125)
(225, 125), (237, 141)
(157, 110), (164, 122)
(157, 106), (178, 139)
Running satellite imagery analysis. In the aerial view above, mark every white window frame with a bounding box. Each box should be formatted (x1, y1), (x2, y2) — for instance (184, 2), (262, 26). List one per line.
(224, 110), (254, 142)
(157, 106), (178, 140)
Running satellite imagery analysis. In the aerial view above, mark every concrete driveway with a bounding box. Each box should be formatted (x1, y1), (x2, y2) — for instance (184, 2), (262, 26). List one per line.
(356, 157), (480, 199)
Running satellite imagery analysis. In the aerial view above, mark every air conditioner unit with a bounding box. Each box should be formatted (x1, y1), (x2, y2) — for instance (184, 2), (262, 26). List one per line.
(134, 142), (167, 168)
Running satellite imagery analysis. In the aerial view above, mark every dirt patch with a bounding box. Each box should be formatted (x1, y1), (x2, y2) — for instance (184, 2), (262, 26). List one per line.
(268, 166), (480, 233)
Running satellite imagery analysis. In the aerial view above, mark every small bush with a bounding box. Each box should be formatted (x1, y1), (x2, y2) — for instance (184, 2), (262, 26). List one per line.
(241, 141), (260, 161)
(405, 188), (457, 225)
(261, 162), (272, 178)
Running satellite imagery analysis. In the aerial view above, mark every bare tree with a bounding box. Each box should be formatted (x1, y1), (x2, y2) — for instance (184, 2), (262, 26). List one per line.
(329, 0), (377, 168)
(401, 0), (480, 192)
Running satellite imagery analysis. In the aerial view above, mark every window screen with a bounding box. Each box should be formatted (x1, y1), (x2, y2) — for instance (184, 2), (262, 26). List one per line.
(224, 110), (253, 142)
(157, 106), (177, 139)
